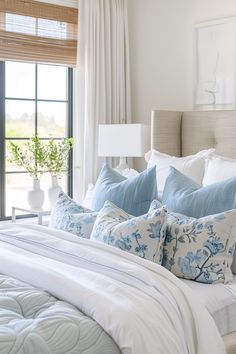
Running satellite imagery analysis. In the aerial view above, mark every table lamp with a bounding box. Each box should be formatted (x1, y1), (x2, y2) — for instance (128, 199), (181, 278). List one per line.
(98, 124), (150, 171)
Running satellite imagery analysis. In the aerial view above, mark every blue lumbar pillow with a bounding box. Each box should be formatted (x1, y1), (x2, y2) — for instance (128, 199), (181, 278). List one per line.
(91, 164), (157, 216)
(162, 167), (236, 218)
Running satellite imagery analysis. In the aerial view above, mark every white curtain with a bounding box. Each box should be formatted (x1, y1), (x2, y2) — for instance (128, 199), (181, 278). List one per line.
(73, 0), (131, 201)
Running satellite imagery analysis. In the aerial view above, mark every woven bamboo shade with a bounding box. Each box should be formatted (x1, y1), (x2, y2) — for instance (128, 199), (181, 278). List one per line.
(0, 0), (78, 67)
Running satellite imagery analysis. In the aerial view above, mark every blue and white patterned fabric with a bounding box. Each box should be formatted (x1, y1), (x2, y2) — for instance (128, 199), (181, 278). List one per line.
(90, 200), (167, 263)
(49, 192), (97, 238)
(162, 209), (236, 284)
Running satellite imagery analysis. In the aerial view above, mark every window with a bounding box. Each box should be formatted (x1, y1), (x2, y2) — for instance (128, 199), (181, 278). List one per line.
(0, 61), (73, 220)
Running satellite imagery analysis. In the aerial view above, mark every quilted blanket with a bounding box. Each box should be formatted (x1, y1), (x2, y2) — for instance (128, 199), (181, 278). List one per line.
(0, 223), (226, 354)
(0, 275), (120, 354)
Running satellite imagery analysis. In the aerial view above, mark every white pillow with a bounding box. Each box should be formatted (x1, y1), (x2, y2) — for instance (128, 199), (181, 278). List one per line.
(118, 168), (139, 178)
(82, 184), (95, 209)
(145, 149), (215, 200)
(203, 154), (236, 186)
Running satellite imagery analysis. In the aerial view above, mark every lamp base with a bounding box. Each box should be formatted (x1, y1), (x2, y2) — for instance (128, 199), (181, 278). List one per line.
(115, 157), (139, 178)
(115, 157), (129, 171)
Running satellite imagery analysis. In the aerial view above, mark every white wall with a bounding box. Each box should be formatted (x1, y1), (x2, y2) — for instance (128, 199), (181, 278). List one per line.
(128, 0), (236, 170)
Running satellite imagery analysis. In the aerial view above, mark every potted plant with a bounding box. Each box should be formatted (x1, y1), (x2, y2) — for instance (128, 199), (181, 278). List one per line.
(8, 136), (46, 210)
(44, 138), (73, 207)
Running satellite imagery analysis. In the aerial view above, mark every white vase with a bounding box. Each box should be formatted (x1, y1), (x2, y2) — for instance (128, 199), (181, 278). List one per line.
(27, 178), (44, 210)
(48, 175), (62, 208)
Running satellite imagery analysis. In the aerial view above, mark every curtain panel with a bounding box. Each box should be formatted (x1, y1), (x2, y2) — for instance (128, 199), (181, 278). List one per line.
(0, 0), (78, 66)
(74, 0), (132, 201)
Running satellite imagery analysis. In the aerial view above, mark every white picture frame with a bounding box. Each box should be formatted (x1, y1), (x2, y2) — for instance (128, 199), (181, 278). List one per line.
(195, 20), (236, 107)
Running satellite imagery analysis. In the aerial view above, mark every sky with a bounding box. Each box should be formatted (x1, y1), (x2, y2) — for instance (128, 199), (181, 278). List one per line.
(5, 61), (68, 127)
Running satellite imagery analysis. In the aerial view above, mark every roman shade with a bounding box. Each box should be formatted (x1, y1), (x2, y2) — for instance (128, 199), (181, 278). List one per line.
(0, 0), (78, 67)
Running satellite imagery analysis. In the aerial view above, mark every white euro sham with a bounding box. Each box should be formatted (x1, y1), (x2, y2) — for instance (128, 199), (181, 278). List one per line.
(145, 149), (215, 200)
(203, 154), (236, 186)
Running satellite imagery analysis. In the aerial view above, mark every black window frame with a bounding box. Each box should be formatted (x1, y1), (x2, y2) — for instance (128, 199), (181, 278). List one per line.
(0, 61), (73, 221)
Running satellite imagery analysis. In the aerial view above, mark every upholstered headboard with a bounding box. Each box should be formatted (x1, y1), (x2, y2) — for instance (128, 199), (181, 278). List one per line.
(151, 110), (236, 158)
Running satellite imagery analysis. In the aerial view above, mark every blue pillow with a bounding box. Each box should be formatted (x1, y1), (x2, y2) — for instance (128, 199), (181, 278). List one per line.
(162, 167), (236, 218)
(91, 164), (157, 216)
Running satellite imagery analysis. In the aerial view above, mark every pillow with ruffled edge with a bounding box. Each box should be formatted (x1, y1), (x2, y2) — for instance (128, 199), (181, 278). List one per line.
(162, 167), (236, 218)
(90, 200), (167, 264)
(162, 209), (236, 284)
(49, 192), (98, 238)
(203, 153), (236, 186)
(91, 164), (157, 217)
(145, 148), (215, 200)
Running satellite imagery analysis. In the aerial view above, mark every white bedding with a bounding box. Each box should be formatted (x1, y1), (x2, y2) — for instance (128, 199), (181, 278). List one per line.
(182, 276), (236, 337)
(0, 223), (226, 354)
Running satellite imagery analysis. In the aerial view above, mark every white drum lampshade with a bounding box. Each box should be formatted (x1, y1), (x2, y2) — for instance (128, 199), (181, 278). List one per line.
(98, 124), (150, 170)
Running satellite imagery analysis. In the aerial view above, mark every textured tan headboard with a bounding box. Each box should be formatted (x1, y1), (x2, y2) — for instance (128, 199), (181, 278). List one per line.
(151, 110), (236, 158)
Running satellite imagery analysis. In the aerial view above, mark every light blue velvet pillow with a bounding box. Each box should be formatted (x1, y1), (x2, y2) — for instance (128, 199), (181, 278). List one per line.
(50, 192), (97, 238)
(91, 164), (157, 216)
(162, 167), (236, 218)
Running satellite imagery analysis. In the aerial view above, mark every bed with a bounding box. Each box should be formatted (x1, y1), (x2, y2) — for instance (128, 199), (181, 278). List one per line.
(0, 222), (226, 354)
(0, 109), (236, 354)
(151, 109), (236, 354)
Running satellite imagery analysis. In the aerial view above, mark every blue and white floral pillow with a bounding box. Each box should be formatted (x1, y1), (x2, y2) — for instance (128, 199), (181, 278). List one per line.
(162, 209), (236, 284)
(90, 200), (167, 263)
(49, 192), (98, 238)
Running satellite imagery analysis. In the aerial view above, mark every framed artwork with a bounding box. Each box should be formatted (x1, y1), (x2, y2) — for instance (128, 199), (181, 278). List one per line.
(195, 20), (236, 106)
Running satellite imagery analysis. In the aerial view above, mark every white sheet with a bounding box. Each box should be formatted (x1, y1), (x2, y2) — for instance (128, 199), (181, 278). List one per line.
(182, 276), (236, 337)
(0, 223), (226, 354)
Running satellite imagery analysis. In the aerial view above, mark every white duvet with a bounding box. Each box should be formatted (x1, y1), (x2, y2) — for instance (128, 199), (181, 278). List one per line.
(0, 223), (226, 354)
